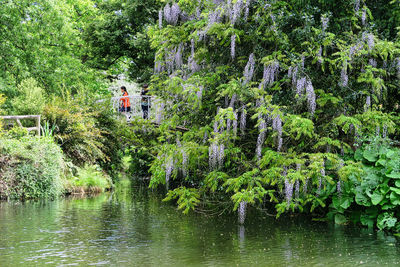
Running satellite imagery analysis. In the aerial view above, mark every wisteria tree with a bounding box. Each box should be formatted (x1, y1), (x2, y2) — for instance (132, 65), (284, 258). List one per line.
(138, 0), (400, 228)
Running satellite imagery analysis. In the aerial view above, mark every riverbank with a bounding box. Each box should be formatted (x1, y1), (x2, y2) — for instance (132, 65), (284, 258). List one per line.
(0, 136), (114, 200)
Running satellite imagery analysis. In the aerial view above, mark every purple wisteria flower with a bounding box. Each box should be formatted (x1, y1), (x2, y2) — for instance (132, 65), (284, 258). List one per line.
(306, 80), (316, 116)
(243, 53), (256, 84)
(196, 86), (203, 102)
(383, 125), (388, 138)
(365, 95), (371, 111)
(174, 43), (184, 69)
(159, 10), (163, 29)
(156, 102), (164, 124)
(233, 112), (238, 136)
(170, 3), (181, 25)
(238, 201), (247, 224)
(218, 144), (225, 168)
(256, 120), (266, 160)
(395, 58), (400, 79)
(295, 180), (300, 199)
(229, 94), (237, 108)
(361, 8), (367, 26)
(337, 181), (342, 195)
(354, 0), (360, 12)
(240, 107), (246, 134)
(285, 178), (294, 204)
(321, 16), (329, 32)
(369, 58), (377, 68)
(272, 114), (283, 151)
(231, 34), (236, 60)
(367, 33), (375, 51)
(340, 61), (348, 87)
(317, 46), (323, 64)
(303, 179), (308, 194)
(182, 149), (188, 177)
(260, 61), (280, 89)
(165, 158), (174, 184)
(230, 0), (243, 25)
(163, 4), (171, 24)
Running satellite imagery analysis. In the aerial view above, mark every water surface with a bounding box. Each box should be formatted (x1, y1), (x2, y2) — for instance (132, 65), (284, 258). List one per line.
(1, 186), (399, 266)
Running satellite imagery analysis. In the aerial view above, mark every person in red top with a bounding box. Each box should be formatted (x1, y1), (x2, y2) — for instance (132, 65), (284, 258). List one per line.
(119, 86), (131, 113)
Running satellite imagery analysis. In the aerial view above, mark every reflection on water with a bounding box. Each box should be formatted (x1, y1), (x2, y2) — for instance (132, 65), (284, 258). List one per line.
(0, 185), (400, 266)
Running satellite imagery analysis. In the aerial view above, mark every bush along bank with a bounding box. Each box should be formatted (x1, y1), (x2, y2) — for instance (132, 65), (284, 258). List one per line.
(0, 136), (64, 200)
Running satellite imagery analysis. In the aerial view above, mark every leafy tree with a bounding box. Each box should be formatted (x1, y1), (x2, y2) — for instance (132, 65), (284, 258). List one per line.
(128, 0), (400, 228)
(82, 0), (162, 82)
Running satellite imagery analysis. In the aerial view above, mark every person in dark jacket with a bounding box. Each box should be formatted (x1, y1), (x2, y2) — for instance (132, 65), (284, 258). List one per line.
(141, 84), (150, 119)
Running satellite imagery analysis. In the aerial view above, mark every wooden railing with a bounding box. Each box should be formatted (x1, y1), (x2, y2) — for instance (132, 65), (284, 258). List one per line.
(0, 115), (41, 137)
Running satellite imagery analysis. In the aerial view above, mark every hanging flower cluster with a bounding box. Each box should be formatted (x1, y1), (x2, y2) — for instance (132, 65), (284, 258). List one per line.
(354, 0), (360, 12)
(369, 58), (377, 68)
(362, 31), (375, 51)
(238, 201), (247, 224)
(256, 119), (267, 160)
(272, 114), (283, 151)
(231, 34), (236, 59)
(365, 95), (371, 111)
(240, 106), (247, 134)
(163, 3), (181, 26)
(209, 142), (225, 169)
(361, 7), (367, 26)
(340, 60), (348, 87)
(284, 172), (293, 204)
(259, 61), (280, 89)
(289, 66), (317, 116)
(243, 53), (255, 84)
(395, 58), (400, 79)
(165, 157), (174, 184)
(321, 16), (329, 32)
(318, 162), (325, 195)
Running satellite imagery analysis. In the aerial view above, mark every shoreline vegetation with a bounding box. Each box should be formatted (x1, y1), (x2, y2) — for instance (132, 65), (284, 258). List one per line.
(1, 0), (400, 234)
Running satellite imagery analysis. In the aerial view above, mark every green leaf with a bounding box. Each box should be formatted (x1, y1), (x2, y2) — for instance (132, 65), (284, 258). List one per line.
(354, 149), (363, 161)
(386, 172), (400, 179)
(390, 192), (400, 206)
(371, 191), (384, 205)
(360, 215), (375, 228)
(340, 197), (353, 209)
(377, 213), (397, 230)
(335, 214), (347, 225)
(363, 149), (379, 162)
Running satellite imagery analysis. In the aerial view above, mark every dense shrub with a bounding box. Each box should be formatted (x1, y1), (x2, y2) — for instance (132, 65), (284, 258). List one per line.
(12, 78), (46, 115)
(0, 136), (64, 199)
(43, 95), (105, 166)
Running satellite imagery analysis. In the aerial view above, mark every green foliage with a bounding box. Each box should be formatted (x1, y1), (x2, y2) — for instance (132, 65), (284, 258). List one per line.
(0, 0), (106, 95)
(12, 78), (46, 115)
(82, 0), (161, 82)
(330, 139), (400, 231)
(65, 165), (112, 193)
(43, 95), (105, 166)
(0, 136), (64, 199)
(163, 186), (200, 214)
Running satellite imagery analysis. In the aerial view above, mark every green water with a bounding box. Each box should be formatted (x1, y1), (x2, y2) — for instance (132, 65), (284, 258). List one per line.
(1, 186), (400, 267)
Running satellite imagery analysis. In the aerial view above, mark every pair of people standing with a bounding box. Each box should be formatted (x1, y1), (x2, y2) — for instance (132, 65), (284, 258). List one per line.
(119, 84), (149, 119)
